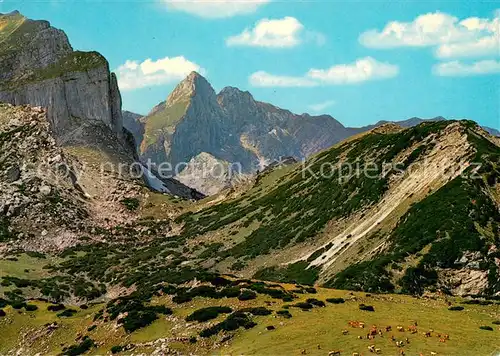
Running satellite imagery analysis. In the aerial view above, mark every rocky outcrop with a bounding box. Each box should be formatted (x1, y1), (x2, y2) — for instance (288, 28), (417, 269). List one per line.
(122, 110), (144, 148)
(175, 152), (235, 196)
(138, 72), (355, 193)
(0, 11), (124, 143)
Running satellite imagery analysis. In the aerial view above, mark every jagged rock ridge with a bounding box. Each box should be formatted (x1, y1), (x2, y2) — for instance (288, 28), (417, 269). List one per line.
(0, 11), (124, 143)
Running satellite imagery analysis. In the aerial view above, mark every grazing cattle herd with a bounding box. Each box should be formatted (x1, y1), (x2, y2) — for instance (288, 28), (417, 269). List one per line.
(302, 320), (450, 355)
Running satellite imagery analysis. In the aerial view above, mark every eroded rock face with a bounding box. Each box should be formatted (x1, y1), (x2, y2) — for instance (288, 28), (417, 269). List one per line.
(175, 152), (235, 196)
(0, 11), (72, 82)
(0, 104), (152, 250)
(122, 110), (144, 148)
(138, 72), (353, 193)
(0, 11), (124, 143)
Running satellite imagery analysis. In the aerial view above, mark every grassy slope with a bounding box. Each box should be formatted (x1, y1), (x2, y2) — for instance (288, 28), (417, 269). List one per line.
(140, 100), (190, 153)
(0, 12), (25, 44)
(328, 126), (500, 294)
(173, 122), (452, 275)
(0, 285), (498, 355)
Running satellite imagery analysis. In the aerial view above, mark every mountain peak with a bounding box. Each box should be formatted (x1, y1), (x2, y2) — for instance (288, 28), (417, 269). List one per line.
(217, 86), (256, 109)
(166, 71), (215, 107)
(0, 10), (22, 17)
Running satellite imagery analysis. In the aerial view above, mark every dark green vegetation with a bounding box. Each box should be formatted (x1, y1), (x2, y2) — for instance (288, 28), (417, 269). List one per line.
(359, 304), (375, 312)
(120, 197), (140, 211)
(276, 309), (292, 318)
(199, 311), (258, 338)
(174, 121), (472, 286)
(326, 298), (345, 304)
(110, 345), (123, 354)
(57, 309), (77, 317)
(327, 125), (500, 295)
(62, 336), (95, 356)
(238, 290), (257, 301)
(479, 325), (494, 331)
(186, 306), (233, 322)
(99, 297), (173, 333)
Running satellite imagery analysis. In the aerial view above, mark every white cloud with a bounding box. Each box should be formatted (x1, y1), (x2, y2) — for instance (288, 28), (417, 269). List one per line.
(249, 57), (399, 87)
(359, 11), (500, 59)
(307, 57), (399, 84)
(309, 100), (336, 112)
(115, 56), (204, 91)
(162, 0), (270, 19)
(433, 60), (500, 76)
(436, 35), (499, 59)
(226, 17), (324, 48)
(249, 71), (318, 87)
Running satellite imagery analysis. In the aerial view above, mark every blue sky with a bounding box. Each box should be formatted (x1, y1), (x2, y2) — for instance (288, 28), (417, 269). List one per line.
(1, 0), (499, 129)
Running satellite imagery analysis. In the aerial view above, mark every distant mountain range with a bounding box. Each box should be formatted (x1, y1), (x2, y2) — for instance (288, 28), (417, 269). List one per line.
(123, 72), (498, 194)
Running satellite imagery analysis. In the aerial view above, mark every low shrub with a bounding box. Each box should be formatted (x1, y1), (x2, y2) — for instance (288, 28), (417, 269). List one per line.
(186, 306), (233, 322)
(111, 345), (123, 354)
(306, 298), (325, 307)
(326, 298), (345, 304)
(87, 325), (97, 332)
(172, 294), (192, 304)
(276, 310), (292, 318)
(25, 304), (38, 311)
(48, 304), (66, 312)
(492, 320), (500, 325)
(359, 304), (375, 312)
(293, 302), (313, 310)
(119, 309), (157, 333)
(448, 306), (464, 311)
(218, 287), (240, 298)
(239, 307), (272, 316)
(63, 336), (95, 356)
(238, 290), (257, 301)
(0, 309), (6, 317)
(57, 309), (77, 317)
(11, 301), (26, 310)
(480, 325), (494, 331)
(121, 198), (140, 211)
(199, 312), (257, 338)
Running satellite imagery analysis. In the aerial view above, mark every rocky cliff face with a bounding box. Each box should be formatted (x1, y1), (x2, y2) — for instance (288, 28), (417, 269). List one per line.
(138, 72), (355, 193)
(122, 110), (144, 148)
(0, 11), (124, 143)
(139, 72), (254, 171)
